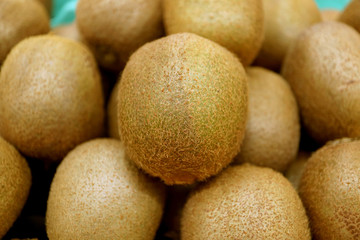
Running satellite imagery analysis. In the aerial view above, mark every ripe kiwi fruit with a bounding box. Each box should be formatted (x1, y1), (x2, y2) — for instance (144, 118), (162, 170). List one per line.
(51, 21), (85, 44)
(321, 9), (340, 21)
(282, 21), (360, 144)
(339, 0), (360, 33)
(162, 0), (264, 66)
(0, 35), (104, 162)
(285, 151), (310, 191)
(234, 67), (300, 172)
(0, 0), (50, 64)
(0, 137), (31, 239)
(37, 0), (52, 15)
(46, 138), (166, 240)
(181, 164), (311, 239)
(253, 0), (321, 71)
(118, 33), (248, 185)
(299, 138), (360, 239)
(107, 79), (121, 140)
(76, 0), (163, 71)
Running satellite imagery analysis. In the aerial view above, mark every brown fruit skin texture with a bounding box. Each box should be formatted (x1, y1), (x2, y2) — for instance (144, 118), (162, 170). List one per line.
(282, 21), (360, 144)
(339, 0), (360, 33)
(321, 9), (340, 22)
(163, 0), (264, 66)
(299, 138), (360, 239)
(76, 0), (164, 71)
(107, 79), (121, 140)
(234, 67), (300, 172)
(118, 33), (248, 185)
(254, 0), (321, 71)
(285, 151), (310, 191)
(181, 164), (311, 240)
(46, 138), (166, 240)
(0, 0), (50, 64)
(0, 35), (105, 162)
(0, 137), (31, 239)
(51, 21), (85, 44)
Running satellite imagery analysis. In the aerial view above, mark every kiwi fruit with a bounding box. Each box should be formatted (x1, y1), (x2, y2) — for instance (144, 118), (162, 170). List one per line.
(51, 21), (85, 43)
(253, 0), (321, 71)
(0, 137), (32, 239)
(285, 151), (310, 191)
(162, 0), (264, 66)
(118, 33), (248, 185)
(107, 79), (121, 140)
(0, 0), (50, 64)
(339, 0), (360, 33)
(76, 0), (163, 71)
(0, 35), (104, 162)
(299, 138), (360, 239)
(37, 0), (52, 15)
(181, 164), (311, 239)
(321, 9), (340, 21)
(46, 138), (166, 240)
(234, 67), (300, 172)
(282, 21), (360, 144)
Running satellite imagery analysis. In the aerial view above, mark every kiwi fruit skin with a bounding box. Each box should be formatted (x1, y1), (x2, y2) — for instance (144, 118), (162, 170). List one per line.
(285, 151), (310, 191)
(107, 79), (121, 140)
(181, 164), (311, 240)
(0, 0), (50, 64)
(46, 138), (166, 240)
(36, 0), (52, 15)
(0, 137), (31, 239)
(118, 33), (248, 185)
(51, 21), (85, 44)
(0, 35), (105, 162)
(282, 21), (360, 144)
(234, 67), (300, 172)
(339, 0), (360, 33)
(253, 0), (321, 71)
(163, 0), (264, 66)
(299, 138), (360, 239)
(76, 0), (163, 71)
(321, 9), (340, 21)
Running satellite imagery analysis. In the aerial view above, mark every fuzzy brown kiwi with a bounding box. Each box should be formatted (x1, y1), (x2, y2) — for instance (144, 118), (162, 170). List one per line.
(299, 138), (360, 239)
(107, 79), (121, 140)
(253, 0), (321, 71)
(118, 33), (248, 185)
(321, 9), (340, 21)
(282, 21), (360, 144)
(162, 0), (264, 66)
(46, 138), (166, 240)
(285, 151), (310, 191)
(181, 164), (311, 239)
(51, 21), (85, 44)
(0, 35), (104, 162)
(339, 0), (360, 33)
(76, 0), (164, 71)
(36, 0), (52, 15)
(233, 67), (300, 172)
(0, 137), (31, 239)
(0, 0), (49, 64)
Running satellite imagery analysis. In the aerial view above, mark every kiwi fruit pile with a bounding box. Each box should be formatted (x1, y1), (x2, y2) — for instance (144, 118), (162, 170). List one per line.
(1, 0), (360, 239)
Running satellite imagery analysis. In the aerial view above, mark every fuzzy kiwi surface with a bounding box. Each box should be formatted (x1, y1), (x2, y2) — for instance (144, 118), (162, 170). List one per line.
(76, 0), (163, 71)
(118, 33), (248, 185)
(282, 21), (360, 144)
(0, 137), (31, 239)
(285, 151), (310, 191)
(163, 0), (264, 66)
(46, 138), (166, 240)
(299, 138), (360, 239)
(0, 0), (49, 64)
(0, 35), (105, 162)
(339, 0), (360, 33)
(181, 164), (311, 239)
(234, 67), (300, 172)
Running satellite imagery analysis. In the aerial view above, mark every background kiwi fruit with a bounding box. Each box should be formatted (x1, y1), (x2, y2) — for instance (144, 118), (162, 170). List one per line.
(36, 0), (52, 16)
(0, 137), (31, 239)
(107, 79), (121, 140)
(299, 138), (360, 239)
(51, 21), (85, 44)
(162, 0), (264, 66)
(0, 0), (49, 64)
(338, 0), (360, 33)
(234, 67), (300, 172)
(285, 151), (310, 191)
(118, 33), (248, 185)
(282, 21), (360, 144)
(321, 9), (340, 21)
(181, 164), (311, 239)
(0, 35), (104, 162)
(46, 138), (166, 240)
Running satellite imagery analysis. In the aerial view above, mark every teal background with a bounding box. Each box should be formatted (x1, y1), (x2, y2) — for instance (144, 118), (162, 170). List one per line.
(51, 0), (352, 27)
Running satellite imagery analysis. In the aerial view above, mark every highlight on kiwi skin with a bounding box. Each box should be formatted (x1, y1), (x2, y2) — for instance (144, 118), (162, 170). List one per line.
(0, 0), (50, 64)
(162, 0), (264, 66)
(118, 32), (248, 185)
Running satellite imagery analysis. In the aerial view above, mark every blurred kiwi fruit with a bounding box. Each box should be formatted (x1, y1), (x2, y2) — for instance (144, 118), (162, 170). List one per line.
(234, 67), (300, 172)
(37, 0), (52, 15)
(299, 138), (360, 239)
(76, 0), (163, 71)
(51, 21), (85, 43)
(0, 35), (105, 162)
(0, 137), (31, 239)
(339, 0), (360, 33)
(118, 33), (248, 185)
(285, 151), (310, 191)
(163, 0), (264, 66)
(0, 0), (49, 64)
(107, 80), (121, 140)
(321, 9), (340, 21)
(46, 139), (166, 240)
(181, 164), (311, 239)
